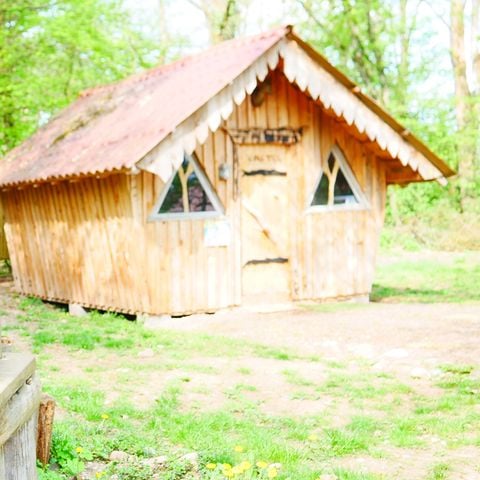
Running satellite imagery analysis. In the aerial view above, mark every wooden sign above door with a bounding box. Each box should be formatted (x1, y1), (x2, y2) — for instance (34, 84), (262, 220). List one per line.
(226, 127), (303, 145)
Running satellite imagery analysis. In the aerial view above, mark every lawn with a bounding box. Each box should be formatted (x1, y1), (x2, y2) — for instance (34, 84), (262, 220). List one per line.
(1, 251), (480, 479)
(371, 251), (480, 303)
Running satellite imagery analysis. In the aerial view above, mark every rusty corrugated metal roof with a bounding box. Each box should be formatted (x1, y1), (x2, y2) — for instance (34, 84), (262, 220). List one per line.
(0, 27), (288, 186)
(0, 25), (454, 187)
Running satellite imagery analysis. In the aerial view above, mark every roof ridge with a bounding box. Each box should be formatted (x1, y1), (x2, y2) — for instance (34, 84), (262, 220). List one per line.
(80, 25), (290, 99)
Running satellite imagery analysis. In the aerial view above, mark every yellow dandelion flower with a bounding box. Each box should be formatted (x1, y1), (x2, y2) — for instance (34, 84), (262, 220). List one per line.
(206, 463), (217, 470)
(223, 463), (232, 469)
(95, 473), (105, 479)
(308, 434), (318, 441)
(232, 465), (243, 474)
(240, 460), (252, 470)
(234, 445), (244, 453)
(101, 413), (109, 420)
(256, 461), (268, 469)
(223, 469), (234, 478)
(267, 467), (278, 479)
(75, 447), (84, 454)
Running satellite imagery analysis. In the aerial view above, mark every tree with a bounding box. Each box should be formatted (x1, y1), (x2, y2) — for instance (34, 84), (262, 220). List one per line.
(0, 0), (160, 154)
(449, 0), (480, 208)
(295, 0), (427, 111)
(296, 0), (449, 227)
(186, 0), (249, 43)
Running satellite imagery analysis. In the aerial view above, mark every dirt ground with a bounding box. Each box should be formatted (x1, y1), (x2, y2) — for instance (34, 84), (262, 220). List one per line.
(157, 302), (480, 374)
(2, 278), (480, 479)
(149, 302), (480, 479)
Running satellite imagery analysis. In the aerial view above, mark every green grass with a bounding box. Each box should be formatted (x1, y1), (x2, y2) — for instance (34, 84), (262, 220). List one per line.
(14, 298), (327, 478)
(237, 367), (252, 375)
(0, 259), (11, 277)
(439, 364), (474, 375)
(15, 297), (296, 361)
(316, 372), (412, 401)
(4, 260), (478, 480)
(428, 463), (451, 480)
(282, 369), (316, 387)
(371, 253), (480, 303)
(333, 469), (384, 480)
(323, 421), (376, 456)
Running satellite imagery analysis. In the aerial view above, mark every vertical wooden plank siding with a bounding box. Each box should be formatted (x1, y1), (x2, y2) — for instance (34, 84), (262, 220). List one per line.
(1, 68), (387, 314)
(0, 200), (9, 260)
(230, 71), (387, 301)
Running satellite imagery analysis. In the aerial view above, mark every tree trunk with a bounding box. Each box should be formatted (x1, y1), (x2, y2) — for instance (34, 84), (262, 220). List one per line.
(471, 0), (480, 93)
(450, 0), (477, 208)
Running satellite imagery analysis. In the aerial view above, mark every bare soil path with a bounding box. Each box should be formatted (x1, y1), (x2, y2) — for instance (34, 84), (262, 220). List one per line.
(148, 302), (480, 479)
(156, 302), (480, 372)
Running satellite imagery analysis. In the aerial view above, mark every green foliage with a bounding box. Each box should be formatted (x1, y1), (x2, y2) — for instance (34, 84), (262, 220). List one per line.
(298, 0), (396, 100)
(372, 253), (480, 303)
(37, 468), (65, 480)
(296, 0), (478, 242)
(0, 0), (161, 154)
(187, 0), (251, 43)
(48, 430), (90, 476)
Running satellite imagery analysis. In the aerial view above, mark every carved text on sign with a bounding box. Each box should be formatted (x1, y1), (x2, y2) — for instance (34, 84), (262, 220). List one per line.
(227, 127), (302, 145)
(246, 154), (281, 163)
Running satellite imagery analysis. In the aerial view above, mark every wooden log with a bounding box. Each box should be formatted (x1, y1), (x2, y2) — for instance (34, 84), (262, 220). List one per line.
(36, 394), (55, 466)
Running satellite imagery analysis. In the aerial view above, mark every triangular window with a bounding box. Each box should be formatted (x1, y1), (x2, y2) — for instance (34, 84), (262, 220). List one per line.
(310, 145), (367, 209)
(151, 153), (223, 220)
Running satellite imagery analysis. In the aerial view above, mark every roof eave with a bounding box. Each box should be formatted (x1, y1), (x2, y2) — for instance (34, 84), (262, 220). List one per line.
(288, 31), (455, 179)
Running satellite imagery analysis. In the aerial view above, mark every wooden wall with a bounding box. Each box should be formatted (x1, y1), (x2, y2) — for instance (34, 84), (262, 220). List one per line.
(129, 145), (240, 314)
(2, 172), (238, 315)
(226, 70), (386, 301)
(0, 200), (9, 260)
(2, 68), (387, 315)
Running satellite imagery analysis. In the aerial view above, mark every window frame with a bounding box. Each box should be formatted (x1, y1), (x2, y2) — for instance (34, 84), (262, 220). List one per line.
(148, 152), (225, 222)
(307, 144), (370, 213)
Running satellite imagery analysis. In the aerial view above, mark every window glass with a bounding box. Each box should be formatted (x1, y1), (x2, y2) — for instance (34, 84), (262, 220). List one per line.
(311, 175), (329, 205)
(333, 169), (357, 205)
(157, 154), (219, 216)
(311, 152), (359, 207)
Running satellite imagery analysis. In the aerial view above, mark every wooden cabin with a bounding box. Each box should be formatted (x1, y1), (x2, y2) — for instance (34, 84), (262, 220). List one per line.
(0, 26), (454, 315)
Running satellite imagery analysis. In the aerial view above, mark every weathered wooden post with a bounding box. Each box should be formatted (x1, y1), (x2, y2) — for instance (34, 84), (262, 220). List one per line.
(36, 394), (55, 466)
(0, 352), (41, 479)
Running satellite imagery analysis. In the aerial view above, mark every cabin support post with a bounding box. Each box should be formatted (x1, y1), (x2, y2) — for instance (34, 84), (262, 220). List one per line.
(0, 353), (41, 480)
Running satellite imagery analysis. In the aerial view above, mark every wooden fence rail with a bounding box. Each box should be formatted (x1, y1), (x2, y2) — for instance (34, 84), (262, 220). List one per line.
(0, 352), (41, 479)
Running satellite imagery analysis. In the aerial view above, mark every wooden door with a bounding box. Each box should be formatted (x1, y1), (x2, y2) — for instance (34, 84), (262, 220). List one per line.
(239, 145), (292, 304)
